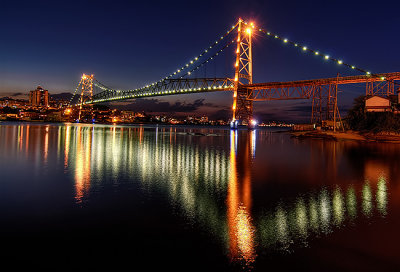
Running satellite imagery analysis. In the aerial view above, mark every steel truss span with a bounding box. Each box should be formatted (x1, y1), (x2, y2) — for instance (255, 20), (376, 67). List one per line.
(89, 72), (400, 104)
(243, 72), (400, 101)
(91, 78), (234, 103)
(70, 17), (400, 126)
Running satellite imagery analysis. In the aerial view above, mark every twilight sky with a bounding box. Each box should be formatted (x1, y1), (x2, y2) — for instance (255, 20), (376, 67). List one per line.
(1, 0), (399, 122)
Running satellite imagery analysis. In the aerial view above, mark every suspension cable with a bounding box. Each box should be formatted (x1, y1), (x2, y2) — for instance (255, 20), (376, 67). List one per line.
(93, 22), (239, 92)
(67, 78), (83, 107)
(179, 38), (236, 79)
(254, 23), (388, 80)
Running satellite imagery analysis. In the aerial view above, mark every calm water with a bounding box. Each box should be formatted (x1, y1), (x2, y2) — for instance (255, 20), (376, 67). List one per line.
(1, 122), (400, 271)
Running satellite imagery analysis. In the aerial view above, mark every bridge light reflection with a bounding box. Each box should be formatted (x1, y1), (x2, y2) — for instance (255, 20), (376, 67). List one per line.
(362, 182), (373, 217)
(376, 176), (387, 216)
(227, 130), (256, 266)
(332, 187), (345, 226)
(346, 186), (357, 220)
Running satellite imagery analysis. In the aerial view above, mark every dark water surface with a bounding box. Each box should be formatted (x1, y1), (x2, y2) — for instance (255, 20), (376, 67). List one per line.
(1, 122), (400, 271)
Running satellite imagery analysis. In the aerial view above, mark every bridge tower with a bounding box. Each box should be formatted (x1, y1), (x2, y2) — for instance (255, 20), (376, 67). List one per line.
(231, 18), (254, 129)
(78, 74), (94, 122)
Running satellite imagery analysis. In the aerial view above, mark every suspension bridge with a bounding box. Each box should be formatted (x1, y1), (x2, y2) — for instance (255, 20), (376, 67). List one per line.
(68, 18), (400, 128)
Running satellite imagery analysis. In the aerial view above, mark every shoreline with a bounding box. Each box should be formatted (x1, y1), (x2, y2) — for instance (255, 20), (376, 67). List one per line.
(290, 130), (400, 143)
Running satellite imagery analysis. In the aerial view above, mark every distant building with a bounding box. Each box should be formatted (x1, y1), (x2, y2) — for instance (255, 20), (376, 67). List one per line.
(365, 96), (391, 112)
(29, 86), (49, 107)
(200, 116), (208, 123)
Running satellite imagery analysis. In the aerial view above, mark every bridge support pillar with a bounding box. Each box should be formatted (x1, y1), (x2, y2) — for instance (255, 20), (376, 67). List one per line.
(78, 74), (94, 123)
(231, 18), (254, 129)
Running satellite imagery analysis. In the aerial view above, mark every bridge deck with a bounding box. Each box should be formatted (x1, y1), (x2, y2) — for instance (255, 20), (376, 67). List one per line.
(89, 72), (400, 103)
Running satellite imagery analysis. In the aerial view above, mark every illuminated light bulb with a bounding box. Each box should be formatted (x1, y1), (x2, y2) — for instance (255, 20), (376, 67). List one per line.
(303, 46), (307, 51)
(366, 72), (371, 75)
(267, 32), (271, 35)
(315, 51), (319, 55)
(351, 66), (356, 69)
(338, 60), (343, 65)
(188, 72), (191, 75)
(232, 105), (236, 110)
(195, 57), (198, 60)
(325, 55), (330, 60)
(381, 77), (385, 80)
(246, 28), (252, 35)
(284, 39), (288, 43)
(294, 43), (298, 47)
(275, 35), (279, 39)
(234, 77), (238, 81)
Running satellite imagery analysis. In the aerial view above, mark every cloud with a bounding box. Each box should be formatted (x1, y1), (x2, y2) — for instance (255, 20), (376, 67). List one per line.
(113, 98), (209, 113)
(209, 109), (231, 120)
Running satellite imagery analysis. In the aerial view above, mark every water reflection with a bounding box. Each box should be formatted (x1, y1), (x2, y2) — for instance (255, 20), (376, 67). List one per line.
(228, 130), (256, 266)
(0, 123), (395, 270)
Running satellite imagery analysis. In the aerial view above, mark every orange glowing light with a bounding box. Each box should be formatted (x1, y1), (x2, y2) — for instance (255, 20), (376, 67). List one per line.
(246, 28), (252, 35)
(65, 108), (72, 115)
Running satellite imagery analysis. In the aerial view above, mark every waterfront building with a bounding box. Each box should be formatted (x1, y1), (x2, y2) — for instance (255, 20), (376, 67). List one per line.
(365, 96), (391, 112)
(29, 86), (49, 107)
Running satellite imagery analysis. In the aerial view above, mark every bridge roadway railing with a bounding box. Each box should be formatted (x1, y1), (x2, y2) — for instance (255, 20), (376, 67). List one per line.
(241, 72), (400, 101)
(90, 72), (400, 103)
(91, 78), (235, 103)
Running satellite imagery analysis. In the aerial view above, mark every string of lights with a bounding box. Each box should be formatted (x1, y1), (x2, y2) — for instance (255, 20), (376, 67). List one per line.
(92, 38), (235, 98)
(93, 22), (239, 93)
(67, 78), (83, 107)
(254, 24), (388, 81)
(179, 39), (236, 79)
